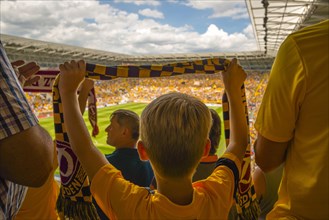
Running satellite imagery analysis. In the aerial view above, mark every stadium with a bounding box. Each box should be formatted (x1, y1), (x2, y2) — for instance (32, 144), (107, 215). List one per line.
(1, 0), (328, 219)
(1, 0), (327, 152)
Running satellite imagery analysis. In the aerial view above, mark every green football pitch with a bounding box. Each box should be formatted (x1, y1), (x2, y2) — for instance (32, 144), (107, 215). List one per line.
(39, 102), (226, 168)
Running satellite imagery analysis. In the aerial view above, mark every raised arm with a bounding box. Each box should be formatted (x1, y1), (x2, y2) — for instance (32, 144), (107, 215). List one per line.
(58, 60), (108, 181)
(11, 60), (41, 87)
(221, 58), (248, 161)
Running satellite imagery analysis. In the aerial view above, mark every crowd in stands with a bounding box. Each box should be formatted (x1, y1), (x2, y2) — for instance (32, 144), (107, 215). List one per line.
(25, 93), (53, 118)
(244, 72), (270, 146)
(95, 74), (224, 105)
(26, 71), (269, 148)
(26, 72), (268, 109)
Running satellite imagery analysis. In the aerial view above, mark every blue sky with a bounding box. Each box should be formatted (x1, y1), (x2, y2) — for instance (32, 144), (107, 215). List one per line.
(0, 0), (257, 54)
(110, 0), (250, 33)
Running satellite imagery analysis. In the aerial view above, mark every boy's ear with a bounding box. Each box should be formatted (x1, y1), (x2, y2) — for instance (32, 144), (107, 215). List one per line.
(137, 140), (149, 161)
(202, 139), (211, 158)
(122, 127), (128, 136)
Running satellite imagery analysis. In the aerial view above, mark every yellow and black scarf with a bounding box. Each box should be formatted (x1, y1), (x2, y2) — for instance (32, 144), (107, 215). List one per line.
(52, 58), (258, 219)
(222, 86), (260, 219)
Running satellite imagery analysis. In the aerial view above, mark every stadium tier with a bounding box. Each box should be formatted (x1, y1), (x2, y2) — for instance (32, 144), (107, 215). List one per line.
(1, 33), (275, 71)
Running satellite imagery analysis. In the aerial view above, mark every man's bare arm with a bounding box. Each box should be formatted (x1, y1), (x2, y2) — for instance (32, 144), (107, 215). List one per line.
(0, 125), (53, 187)
(252, 166), (266, 200)
(254, 134), (289, 172)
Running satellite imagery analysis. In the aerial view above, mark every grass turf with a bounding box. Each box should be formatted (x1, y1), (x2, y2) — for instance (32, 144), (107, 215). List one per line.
(39, 103), (225, 175)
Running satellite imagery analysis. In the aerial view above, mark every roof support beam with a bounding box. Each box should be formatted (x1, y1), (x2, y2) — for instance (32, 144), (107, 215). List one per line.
(16, 45), (31, 51)
(61, 51), (73, 55)
(34, 48), (45, 52)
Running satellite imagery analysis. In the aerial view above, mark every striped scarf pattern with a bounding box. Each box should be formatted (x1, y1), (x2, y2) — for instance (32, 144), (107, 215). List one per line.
(222, 85), (260, 219)
(53, 78), (99, 220)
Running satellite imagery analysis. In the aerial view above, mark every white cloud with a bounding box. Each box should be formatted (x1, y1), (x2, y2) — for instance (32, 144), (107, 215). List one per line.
(184, 0), (249, 19)
(195, 24), (256, 52)
(167, 0), (180, 3)
(138, 8), (164, 19)
(114, 0), (161, 6)
(243, 24), (255, 39)
(0, 1), (256, 55)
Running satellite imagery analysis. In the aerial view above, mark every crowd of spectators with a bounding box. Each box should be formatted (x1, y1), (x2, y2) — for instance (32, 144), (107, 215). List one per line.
(25, 71), (269, 145)
(95, 71), (269, 108)
(25, 93), (53, 118)
(95, 74), (224, 106)
(244, 72), (270, 146)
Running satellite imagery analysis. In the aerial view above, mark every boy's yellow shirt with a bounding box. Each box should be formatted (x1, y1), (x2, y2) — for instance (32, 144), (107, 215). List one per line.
(91, 152), (241, 219)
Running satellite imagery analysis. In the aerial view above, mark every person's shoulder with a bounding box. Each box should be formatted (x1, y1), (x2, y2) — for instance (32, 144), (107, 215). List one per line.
(105, 153), (117, 163)
(212, 152), (241, 180)
(289, 20), (328, 42)
(218, 152), (241, 168)
(142, 160), (153, 170)
(115, 148), (141, 161)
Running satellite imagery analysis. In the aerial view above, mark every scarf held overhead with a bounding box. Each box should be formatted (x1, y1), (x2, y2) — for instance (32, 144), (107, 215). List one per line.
(52, 58), (258, 219)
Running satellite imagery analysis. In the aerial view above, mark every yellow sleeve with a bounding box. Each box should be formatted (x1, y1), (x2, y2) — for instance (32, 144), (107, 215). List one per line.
(216, 152), (241, 184)
(90, 164), (150, 219)
(193, 153), (242, 213)
(255, 36), (306, 142)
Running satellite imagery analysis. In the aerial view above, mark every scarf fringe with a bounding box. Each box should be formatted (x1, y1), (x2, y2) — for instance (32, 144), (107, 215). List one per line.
(238, 199), (260, 220)
(56, 193), (100, 220)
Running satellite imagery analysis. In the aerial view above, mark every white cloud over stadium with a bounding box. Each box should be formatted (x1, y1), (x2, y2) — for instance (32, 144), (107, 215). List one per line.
(0, 0), (257, 54)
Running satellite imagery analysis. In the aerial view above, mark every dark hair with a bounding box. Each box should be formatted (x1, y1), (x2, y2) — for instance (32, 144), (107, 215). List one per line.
(209, 109), (221, 155)
(111, 109), (140, 140)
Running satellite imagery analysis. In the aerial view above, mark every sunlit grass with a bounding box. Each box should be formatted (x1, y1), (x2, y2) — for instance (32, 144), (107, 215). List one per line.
(39, 103), (225, 175)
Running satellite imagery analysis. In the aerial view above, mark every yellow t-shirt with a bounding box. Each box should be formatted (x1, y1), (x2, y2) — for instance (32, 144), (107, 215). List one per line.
(255, 20), (329, 219)
(91, 152), (241, 219)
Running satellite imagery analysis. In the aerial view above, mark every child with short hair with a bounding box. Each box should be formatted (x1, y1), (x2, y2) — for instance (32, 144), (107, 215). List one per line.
(58, 58), (247, 219)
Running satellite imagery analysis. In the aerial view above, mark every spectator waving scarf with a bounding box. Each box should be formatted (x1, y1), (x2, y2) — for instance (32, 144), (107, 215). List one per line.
(52, 58), (259, 219)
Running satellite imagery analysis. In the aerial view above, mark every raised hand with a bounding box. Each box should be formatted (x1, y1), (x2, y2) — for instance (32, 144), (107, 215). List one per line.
(78, 78), (95, 93)
(58, 60), (86, 95)
(11, 60), (41, 87)
(221, 58), (247, 93)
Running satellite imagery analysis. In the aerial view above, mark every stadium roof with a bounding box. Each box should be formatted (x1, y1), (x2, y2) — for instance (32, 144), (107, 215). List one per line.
(246, 0), (329, 56)
(1, 0), (328, 71)
(1, 34), (274, 72)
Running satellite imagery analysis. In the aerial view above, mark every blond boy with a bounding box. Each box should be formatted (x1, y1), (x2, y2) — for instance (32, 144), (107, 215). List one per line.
(58, 58), (247, 219)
